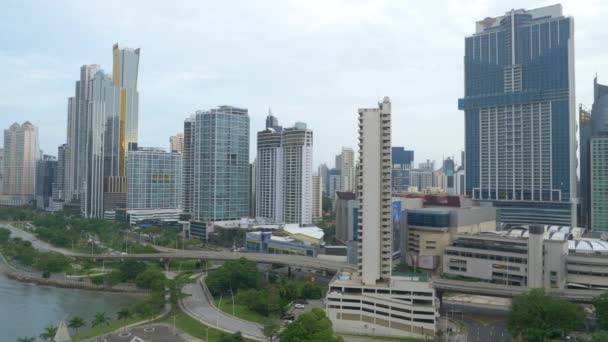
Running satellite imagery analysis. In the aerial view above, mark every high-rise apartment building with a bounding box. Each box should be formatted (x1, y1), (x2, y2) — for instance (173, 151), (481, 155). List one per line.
(327, 97), (438, 338)
(581, 78), (608, 230)
(312, 175), (323, 221)
(357, 97), (392, 284)
(170, 133), (184, 153)
(80, 44), (140, 218)
(328, 168), (341, 197)
(0, 148), (4, 194)
(255, 116), (313, 225)
(127, 147), (182, 210)
(35, 155), (57, 210)
(190, 106), (250, 221)
(182, 117), (196, 215)
(51, 144), (66, 211)
(459, 5), (577, 226)
(65, 64), (100, 203)
(391, 147), (414, 192)
(339, 147), (355, 192)
(3, 122), (39, 196)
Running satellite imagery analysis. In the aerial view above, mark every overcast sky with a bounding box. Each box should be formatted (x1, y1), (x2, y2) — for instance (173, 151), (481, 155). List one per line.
(1, 0), (606, 168)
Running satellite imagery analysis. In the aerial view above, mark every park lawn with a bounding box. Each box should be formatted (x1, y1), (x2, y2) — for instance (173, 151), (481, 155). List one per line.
(214, 298), (269, 325)
(72, 316), (144, 341)
(163, 309), (256, 342)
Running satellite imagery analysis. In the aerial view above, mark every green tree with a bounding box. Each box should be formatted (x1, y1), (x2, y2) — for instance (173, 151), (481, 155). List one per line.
(508, 289), (584, 341)
(17, 337), (35, 342)
(593, 291), (608, 330)
(68, 316), (85, 334)
(35, 252), (70, 274)
(206, 258), (260, 296)
(117, 308), (132, 322)
(300, 282), (323, 299)
(39, 324), (58, 342)
(118, 260), (146, 281)
(592, 331), (608, 342)
(261, 319), (281, 342)
(322, 196), (332, 213)
(134, 269), (166, 290)
(219, 331), (244, 342)
(91, 312), (110, 328)
(0, 227), (10, 245)
(280, 308), (343, 342)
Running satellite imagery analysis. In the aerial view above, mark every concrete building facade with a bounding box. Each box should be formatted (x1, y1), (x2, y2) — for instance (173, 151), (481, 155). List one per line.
(3, 122), (39, 196)
(312, 175), (323, 221)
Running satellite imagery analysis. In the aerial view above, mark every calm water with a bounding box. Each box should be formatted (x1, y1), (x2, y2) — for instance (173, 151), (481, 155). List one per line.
(0, 272), (140, 341)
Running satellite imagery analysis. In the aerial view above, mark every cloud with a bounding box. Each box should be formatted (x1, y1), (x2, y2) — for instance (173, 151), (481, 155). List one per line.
(0, 0), (606, 169)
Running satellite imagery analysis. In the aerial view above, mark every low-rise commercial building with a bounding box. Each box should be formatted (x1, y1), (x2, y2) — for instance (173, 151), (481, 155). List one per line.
(395, 194), (496, 271)
(442, 225), (608, 290)
(245, 225), (324, 257)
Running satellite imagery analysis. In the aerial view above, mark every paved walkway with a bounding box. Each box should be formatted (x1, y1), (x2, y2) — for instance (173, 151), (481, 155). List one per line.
(1, 223), (77, 256)
(180, 280), (264, 341)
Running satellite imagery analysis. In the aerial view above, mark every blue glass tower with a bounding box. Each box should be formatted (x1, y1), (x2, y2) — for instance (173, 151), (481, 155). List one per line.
(459, 5), (577, 226)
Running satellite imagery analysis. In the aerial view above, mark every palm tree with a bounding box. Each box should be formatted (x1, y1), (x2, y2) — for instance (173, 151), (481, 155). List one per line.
(117, 307), (132, 322)
(17, 337), (35, 342)
(39, 324), (58, 342)
(68, 316), (86, 334)
(91, 312), (110, 328)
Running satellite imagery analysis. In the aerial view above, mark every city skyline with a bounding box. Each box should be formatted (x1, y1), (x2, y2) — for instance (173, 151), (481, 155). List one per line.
(2, 1), (606, 167)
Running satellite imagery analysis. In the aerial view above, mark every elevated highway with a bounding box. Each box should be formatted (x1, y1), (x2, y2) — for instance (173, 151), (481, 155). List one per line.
(74, 250), (357, 273)
(433, 278), (603, 303)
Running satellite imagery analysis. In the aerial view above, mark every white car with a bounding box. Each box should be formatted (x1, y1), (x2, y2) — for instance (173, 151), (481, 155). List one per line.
(294, 304), (305, 309)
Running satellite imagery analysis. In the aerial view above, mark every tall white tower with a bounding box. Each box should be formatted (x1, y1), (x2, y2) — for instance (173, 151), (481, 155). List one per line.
(358, 97), (392, 285)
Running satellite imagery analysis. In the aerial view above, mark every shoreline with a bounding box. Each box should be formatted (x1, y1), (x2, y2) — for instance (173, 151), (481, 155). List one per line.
(0, 256), (148, 295)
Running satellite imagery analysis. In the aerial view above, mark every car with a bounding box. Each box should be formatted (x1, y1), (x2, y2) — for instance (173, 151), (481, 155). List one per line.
(281, 313), (295, 320)
(294, 304), (305, 309)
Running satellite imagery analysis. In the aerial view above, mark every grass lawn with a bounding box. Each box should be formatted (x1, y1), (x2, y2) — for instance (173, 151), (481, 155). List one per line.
(162, 308), (256, 342)
(72, 316), (145, 341)
(214, 298), (270, 324)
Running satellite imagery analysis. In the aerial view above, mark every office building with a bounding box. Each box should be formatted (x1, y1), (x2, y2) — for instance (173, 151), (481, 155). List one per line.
(0, 148), (4, 194)
(591, 137), (608, 230)
(35, 155), (58, 210)
(335, 191), (358, 243)
(580, 78), (608, 230)
(312, 175), (323, 221)
(169, 133), (184, 153)
(191, 106), (250, 221)
(77, 44), (140, 218)
(65, 64), (100, 203)
(391, 147), (414, 192)
(3, 122), (39, 196)
(329, 168), (341, 196)
(410, 169), (433, 192)
(127, 147), (182, 210)
(327, 97), (437, 338)
(249, 161), (256, 217)
(339, 147), (355, 192)
(51, 144), (66, 211)
(459, 5), (577, 226)
(318, 163), (330, 195)
(256, 116), (313, 225)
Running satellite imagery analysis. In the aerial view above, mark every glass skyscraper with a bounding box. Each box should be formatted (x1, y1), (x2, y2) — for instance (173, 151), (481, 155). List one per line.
(192, 106), (250, 221)
(127, 148), (182, 210)
(391, 147), (414, 192)
(459, 5), (577, 226)
(581, 78), (608, 230)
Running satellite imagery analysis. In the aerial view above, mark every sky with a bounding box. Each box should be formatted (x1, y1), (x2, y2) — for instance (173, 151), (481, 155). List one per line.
(1, 0), (607, 169)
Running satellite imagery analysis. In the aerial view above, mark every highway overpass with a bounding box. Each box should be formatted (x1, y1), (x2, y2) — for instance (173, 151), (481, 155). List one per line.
(433, 278), (604, 303)
(74, 250), (357, 273)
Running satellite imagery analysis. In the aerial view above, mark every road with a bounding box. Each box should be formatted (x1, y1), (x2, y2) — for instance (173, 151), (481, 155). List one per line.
(181, 281), (264, 341)
(442, 301), (512, 342)
(1, 223), (78, 256)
